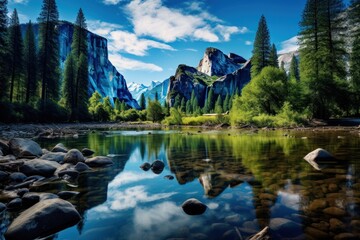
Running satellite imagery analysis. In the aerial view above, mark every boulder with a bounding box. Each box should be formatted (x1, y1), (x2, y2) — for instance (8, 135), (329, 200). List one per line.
(58, 191), (79, 200)
(58, 170), (79, 180)
(9, 172), (27, 183)
(40, 152), (66, 163)
(0, 202), (6, 213)
(151, 160), (165, 174)
(9, 138), (42, 158)
(5, 198), (81, 240)
(0, 139), (9, 155)
(81, 148), (95, 157)
(181, 198), (207, 215)
(51, 143), (68, 153)
(323, 207), (346, 217)
(63, 149), (85, 164)
(16, 188), (29, 197)
(85, 156), (113, 167)
(0, 170), (9, 182)
(20, 159), (60, 177)
(7, 198), (22, 210)
(74, 162), (91, 172)
(164, 175), (174, 180)
(304, 148), (336, 170)
(22, 192), (40, 208)
(140, 162), (151, 171)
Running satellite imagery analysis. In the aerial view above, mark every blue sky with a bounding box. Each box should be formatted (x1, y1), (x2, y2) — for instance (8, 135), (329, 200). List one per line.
(9, 0), (315, 85)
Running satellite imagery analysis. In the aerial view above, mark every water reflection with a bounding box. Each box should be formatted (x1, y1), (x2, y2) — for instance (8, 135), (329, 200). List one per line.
(33, 130), (360, 239)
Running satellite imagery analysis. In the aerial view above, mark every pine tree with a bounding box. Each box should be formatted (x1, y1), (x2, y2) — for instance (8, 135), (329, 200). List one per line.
(223, 94), (230, 112)
(349, 0), (360, 114)
(24, 21), (38, 104)
(215, 95), (223, 114)
(289, 55), (300, 81)
(139, 93), (146, 110)
(173, 94), (181, 108)
(38, 0), (60, 107)
(280, 61), (286, 72)
(180, 97), (186, 113)
(251, 15), (271, 78)
(62, 53), (76, 117)
(206, 88), (215, 112)
(269, 43), (279, 68)
(72, 8), (88, 120)
(0, 0), (8, 102)
(8, 9), (23, 102)
(185, 100), (191, 115)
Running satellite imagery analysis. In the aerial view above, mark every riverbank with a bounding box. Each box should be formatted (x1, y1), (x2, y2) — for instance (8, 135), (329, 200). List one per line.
(0, 120), (359, 140)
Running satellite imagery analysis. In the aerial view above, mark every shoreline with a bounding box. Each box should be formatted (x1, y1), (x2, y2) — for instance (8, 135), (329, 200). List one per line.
(0, 121), (359, 140)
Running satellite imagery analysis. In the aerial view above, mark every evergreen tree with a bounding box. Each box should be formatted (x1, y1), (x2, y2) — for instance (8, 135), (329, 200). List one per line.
(349, 0), (360, 114)
(139, 93), (146, 110)
(299, 0), (347, 118)
(24, 21), (38, 104)
(215, 95), (223, 114)
(269, 43), (279, 68)
(155, 92), (159, 101)
(38, 0), (60, 108)
(223, 94), (230, 112)
(72, 8), (88, 120)
(147, 99), (164, 122)
(173, 94), (181, 108)
(280, 61), (286, 72)
(62, 53), (76, 116)
(180, 97), (186, 112)
(289, 55), (300, 81)
(206, 88), (215, 112)
(115, 98), (121, 112)
(251, 15), (271, 78)
(192, 97), (199, 115)
(8, 9), (23, 102)
(185, 100), (191, 115)
(0, 0), (8, 102)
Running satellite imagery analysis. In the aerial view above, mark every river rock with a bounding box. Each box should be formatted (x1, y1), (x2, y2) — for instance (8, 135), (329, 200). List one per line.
(304, 148), (336, 170)
(151, 160), (165, 174)
(22, 192), (40, 208)
(182, 198), (207, 215)
(9, 138), (42, 158)
(16, 188), (29, 197)
(330, 218), (345, 232)
(7, 198), (22, 210)
(0, 202), (6, 213)
(20, 159), (60, 177)
(5, 198), (81, 240)
(81, 148), (95, 157)
(85, 156), (113, 167)
(40, 152), (66, 163)
(5, 180), (34, 190)
(334, 233), (357, 240)
(51, 143), (68, 153)
(164, 175), (174, 180)
(140, 162), (151, 171)
(0, 139), (9, 155)
(58, 170), (79, 180)
(305, 226), (330, 239)
(323, 207), (346, 217)
(309, 199), (328, 211)
(0, 170), (9, 182)
(57, 191), (79, 200)
(9, 172), (27, 183)
(269, 218), (300, 238)
(74, 162), (91, 172)
(63, 149), (85, 164)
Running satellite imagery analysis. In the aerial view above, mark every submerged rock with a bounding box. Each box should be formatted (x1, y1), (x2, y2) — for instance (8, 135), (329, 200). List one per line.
(51, 143), (68, 153)
(9, 138), (42, 158)
(85, 156), (113, 167)
(5, 198), (81, 240)
(81, 148), (95, 157)
(182, 198), (207, 215)
(74, 162), (91, 172)
(151, 160), (165, 174)
(304, 148), (336, 170)
(140, 162), (151, 171)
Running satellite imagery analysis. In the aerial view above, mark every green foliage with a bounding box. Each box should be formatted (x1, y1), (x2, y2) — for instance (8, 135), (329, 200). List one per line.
(38, 0), (60, 108)
(251, 15), (271, 78)
(121, 109), (139, 121)
(0, 0), (8, 102)
(62, 53), (76, 118)
(163, 107), (183, 125)
(8, 9), (24, 103)
(269, 43), (278, 68)
(203, 88), (215, 113)
(180, 97), (186, 112)
(37, 99), (69, 123)
(223, 94), (230, 112)
(147, 99), (165, 122)
(185, 100), (191, 115)
(0, 102), (40, 123)
(215, 95), (223, 114)
(173, 94), (181, 108)
(138, 109), (147, 121)
(182, 115), (229, 126)
(289, 55), (299, 81)
(139, 93), (146, 110)
(24, 21), (38, 104)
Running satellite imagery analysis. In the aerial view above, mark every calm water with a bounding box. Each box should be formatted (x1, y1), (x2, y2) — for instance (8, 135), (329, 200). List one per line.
(6, 129), (360, 239)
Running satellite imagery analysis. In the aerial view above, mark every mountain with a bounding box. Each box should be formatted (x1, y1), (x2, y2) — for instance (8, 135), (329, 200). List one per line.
(22, 21), (139, 109)
(127, 82), (148, 101)
(278, 50), (299, 73)
(168, 48), (251, 107)
(197, 47), (244, 76)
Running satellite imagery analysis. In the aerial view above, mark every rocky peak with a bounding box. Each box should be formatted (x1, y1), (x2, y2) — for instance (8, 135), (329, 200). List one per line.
(197, 47), (242, 76)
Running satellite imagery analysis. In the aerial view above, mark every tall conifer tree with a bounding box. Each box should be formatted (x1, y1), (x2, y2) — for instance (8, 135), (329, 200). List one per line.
(289, 55), (300, 81)
(62, 53), (76, 115)
(0, 0), (8, 102)
(139, 93), (146, 110)
(38, 0), (60, 107)
(8, 9), (23, 102)
(269, 43), (279, 68)
(24, 21), (38, 104)
(251, 15), (271, 78)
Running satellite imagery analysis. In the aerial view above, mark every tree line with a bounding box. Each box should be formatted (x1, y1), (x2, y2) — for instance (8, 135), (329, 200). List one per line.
(0, 0), (89, 122)
(231, 0), (360, 127)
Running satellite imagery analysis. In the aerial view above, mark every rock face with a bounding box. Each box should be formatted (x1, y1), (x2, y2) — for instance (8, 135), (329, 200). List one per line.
(128, 79), (169, 105)
(9, 138), (42, 158)
(197, 48), (242, 76)
(5, 198), (81, 240)
(167, 51), (251, 107)
(21, 21), (139, 108)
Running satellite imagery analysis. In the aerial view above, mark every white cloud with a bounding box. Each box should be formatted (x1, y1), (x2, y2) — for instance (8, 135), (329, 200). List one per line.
(9, 0), (28, 4)
(279, 36), (299, 54)
(88, 20), (123, 36)
(102, 0), (122, 5)
(109, 171), (157, 188)
(126, 0), (247, 43)
(109, 54), (163, 72)
(245, 40), (253, 46)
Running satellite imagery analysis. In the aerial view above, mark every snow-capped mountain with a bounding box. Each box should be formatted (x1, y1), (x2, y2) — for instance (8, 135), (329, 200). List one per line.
(128, 80), (169, 105)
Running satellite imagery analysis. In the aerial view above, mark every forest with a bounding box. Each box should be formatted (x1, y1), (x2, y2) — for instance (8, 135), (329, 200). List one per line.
(0, 0), (359, 127)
